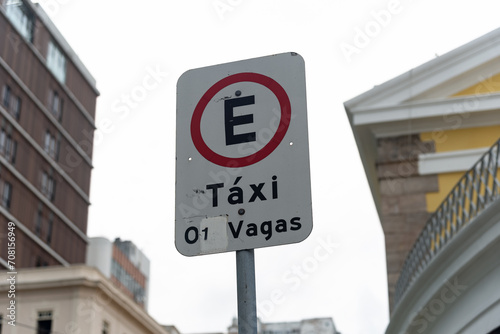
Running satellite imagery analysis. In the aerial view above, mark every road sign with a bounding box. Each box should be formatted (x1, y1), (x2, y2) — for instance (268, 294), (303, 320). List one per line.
(175, 52), (312, 256)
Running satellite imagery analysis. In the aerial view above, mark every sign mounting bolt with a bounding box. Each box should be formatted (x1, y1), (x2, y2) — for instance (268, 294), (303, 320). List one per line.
(238, 208), (245, 215)
(235, 90), (242, 96)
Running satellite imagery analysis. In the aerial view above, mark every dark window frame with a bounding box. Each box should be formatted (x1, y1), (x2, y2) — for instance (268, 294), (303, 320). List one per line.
(35, 210), (42, 236)
(5, 0), (35, 43)
(46, 214), (53, 245)
(2, 181), (12, 209)
(36, 310), (53, 334)
(2, 85), (11, 108)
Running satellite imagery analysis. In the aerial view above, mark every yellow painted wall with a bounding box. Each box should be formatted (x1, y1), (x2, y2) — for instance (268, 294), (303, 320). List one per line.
(421, 126), (500, 212)
(420, 74), (500, 212)
(424, 172), (462, 212)
(452, 72), (500, 96)
(421, 126), (500, 152)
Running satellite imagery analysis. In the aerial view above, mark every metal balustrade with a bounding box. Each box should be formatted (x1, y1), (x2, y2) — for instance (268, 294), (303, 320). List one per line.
(393, 139), (500, 307)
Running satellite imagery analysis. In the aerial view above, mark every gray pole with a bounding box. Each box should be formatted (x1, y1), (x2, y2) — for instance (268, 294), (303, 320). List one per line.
(236, 249), (257, 334)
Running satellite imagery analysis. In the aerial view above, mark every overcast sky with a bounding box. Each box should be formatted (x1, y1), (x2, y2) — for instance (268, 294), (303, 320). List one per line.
(36, 0), (500, 333)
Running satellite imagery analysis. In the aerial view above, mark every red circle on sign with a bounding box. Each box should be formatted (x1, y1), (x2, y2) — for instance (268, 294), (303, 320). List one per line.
(191, 72), (291, 168)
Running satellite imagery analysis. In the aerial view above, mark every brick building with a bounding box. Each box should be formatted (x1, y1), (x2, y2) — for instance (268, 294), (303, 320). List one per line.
(87, 237), (151, 309)
(0, 0), (98, 268)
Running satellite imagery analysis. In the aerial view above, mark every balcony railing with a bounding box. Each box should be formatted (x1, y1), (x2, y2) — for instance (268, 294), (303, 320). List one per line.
(394, 139), (500, 307)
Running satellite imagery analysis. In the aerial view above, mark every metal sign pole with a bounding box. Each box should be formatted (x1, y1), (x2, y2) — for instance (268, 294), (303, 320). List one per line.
(236, 249), (257, 334)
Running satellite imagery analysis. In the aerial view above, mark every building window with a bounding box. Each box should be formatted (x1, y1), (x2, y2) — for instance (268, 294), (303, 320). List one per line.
(111, 259), (146, 304)
(46, 214), (53, 245)
(41, 171), (55, 201)
(5, 0), (34, 42)
(52, 91), (59, 119)
(35, 206), (42, 236)
(2, 85), (22, 120)
(37, 310), (52, 334)
(5, 135), (17, 163)
(48, 90), (63, 121)
(44, 131), (55, 156)
(0, 130), (6, 152)
(11, 96), (21, 120)
(43, 130), (59, 160)
(2, 85), (10, 108)
(0, 129), (17, 163)
(47, 41), (66, 83)
(102, 321), (109, 334)
(1, 182), (12, 209)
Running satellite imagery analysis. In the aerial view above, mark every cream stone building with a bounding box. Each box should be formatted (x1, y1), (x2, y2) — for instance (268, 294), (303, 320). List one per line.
(0, 265), (172, 334)
(225, 317), (339, 334)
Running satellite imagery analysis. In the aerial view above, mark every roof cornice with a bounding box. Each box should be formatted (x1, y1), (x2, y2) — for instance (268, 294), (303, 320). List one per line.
(0, 265), (168, 333)
(345, 27), (500, 110)
(351, 93), (500, 137)
(344, 27), (500, 217)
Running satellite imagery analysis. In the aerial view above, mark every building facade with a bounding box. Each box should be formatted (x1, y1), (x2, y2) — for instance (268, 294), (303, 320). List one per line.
(345, 28), (500, 333)
(0, 265), (169, 334)
(0, 0), (98, 268)
(87, 237), (151, 309)
(260, 318), (338, 334)
(226, 317), (339, 334)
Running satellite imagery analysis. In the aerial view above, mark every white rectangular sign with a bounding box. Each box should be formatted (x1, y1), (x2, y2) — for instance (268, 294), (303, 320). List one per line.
(175, 52), (312, 256)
